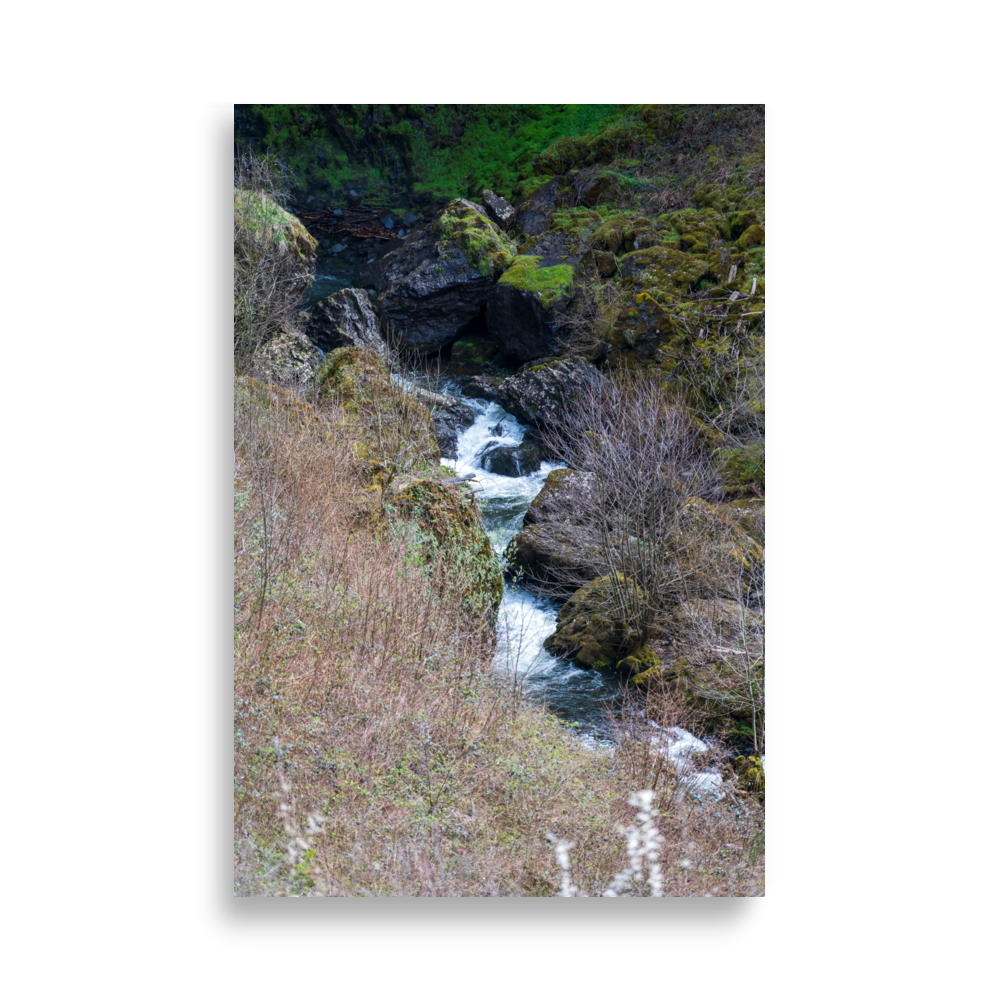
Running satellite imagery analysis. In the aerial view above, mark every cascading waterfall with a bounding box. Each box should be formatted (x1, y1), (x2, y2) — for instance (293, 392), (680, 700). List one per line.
(448, 393), (624, 737)
(404, 374), (726, 789)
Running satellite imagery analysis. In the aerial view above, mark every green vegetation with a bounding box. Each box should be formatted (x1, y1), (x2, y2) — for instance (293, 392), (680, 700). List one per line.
(241, 104), (625, 209)
(434, 199), (516, 278)
(497, 256), (575, 308)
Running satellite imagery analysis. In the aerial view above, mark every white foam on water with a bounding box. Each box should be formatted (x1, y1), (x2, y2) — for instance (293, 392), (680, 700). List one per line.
(648, 725), (726, 798)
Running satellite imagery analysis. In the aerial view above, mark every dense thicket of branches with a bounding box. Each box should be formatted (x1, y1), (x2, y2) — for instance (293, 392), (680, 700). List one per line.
(541, 371), (726, 643)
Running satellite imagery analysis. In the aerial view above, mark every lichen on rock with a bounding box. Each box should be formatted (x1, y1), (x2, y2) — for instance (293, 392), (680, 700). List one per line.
(306, 288), (387, 356)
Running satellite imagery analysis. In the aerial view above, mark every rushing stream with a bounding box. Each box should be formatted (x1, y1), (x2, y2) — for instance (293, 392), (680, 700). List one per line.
(446, 388), (625, 741)
(400, 373), (728, 792)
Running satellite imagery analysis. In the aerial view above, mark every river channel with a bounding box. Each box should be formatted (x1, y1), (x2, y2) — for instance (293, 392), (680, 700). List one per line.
(407, 375), (626, 743)
(402, 374), (734, 792)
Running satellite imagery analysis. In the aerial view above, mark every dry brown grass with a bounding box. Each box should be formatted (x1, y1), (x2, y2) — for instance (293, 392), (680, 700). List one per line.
(233, 375), (764, 896)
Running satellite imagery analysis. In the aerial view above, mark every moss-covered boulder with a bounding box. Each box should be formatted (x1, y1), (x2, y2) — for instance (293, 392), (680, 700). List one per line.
(433, 198), (518, 278)
(234, 190), (318, 264)
(486, 256), (576, 361)
(234, 191), (318, 356)
(358, 199), (515, 352)
(313, 347), (440, 470)
(661, 655), (763, 746)
(488, 206), (609, 360)
(390, 478), (503, 616)
(542, 574), (660, 674)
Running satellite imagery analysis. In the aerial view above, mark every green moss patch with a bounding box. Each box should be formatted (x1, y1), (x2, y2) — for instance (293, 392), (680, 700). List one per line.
(620, 246), (708, 296)
(718, 443), (764, 498)
(498, 256), (575, 309)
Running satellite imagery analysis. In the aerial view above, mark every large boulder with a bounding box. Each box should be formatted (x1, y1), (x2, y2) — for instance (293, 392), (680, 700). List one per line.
(249, 321), (324, 385)
(521, 467), (600, 527)
(233, 191), (317, 356)
(480, 427), (546, 477)
(234, 189), (318, 266)
(503, 522), (607, 593)
(461, 375), (504, 404)
(313, 347), (440, 471)
(486, 256), (576, 361)
(406, 385), (475, 460)
(494, 357), (605, 429)
(389, 478), (503, 617)
(486, 220), (598, 361)
(542, 574), (660, 675)
(504, 468), (608, 590)
(305, 288), (387, 356)
(514, 179), (566, 237)
(358, 199), (516, 352)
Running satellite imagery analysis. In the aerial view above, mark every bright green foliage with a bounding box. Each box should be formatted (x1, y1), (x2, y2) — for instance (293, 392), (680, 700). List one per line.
(498, 256), (575, 309)
(433, 199), (516, 278)
(243, 104), (625, 208)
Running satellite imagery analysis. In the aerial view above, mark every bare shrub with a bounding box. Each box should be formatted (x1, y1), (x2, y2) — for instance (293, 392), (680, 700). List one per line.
(540, 368), (725, 643)
(668, 310), (765, 443)
(234, 151), (314, 372)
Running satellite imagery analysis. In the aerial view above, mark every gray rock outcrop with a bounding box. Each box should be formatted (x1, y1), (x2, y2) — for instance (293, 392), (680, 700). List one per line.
(480, 427), (547, 477)
(503, 468), (608, 592)
(494, 357), (605, 429)
(306, 288), (387, 356)
(481, 189), (516, 230)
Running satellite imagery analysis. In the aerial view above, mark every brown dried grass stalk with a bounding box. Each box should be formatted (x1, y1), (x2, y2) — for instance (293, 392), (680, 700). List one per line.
(233, 377), (764, 896)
